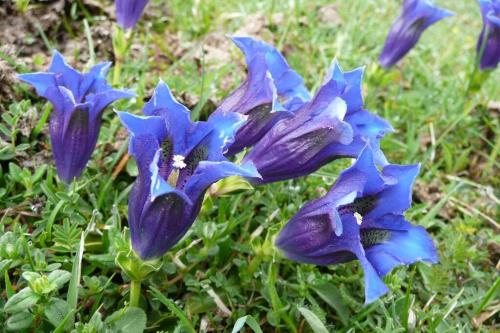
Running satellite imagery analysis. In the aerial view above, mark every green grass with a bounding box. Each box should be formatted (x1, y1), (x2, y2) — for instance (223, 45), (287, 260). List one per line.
(0, 0), (498, 332)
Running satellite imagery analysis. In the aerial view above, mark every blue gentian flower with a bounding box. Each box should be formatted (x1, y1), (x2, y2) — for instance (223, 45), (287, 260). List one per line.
(276, 146), (438, 304)
(216, 36), (310, 156)
(379, 0), (454, 68)
(18, 51), (134, 183)
(118, 81), (260, 260)
(477, 0), (500, 70)
(243, 61), (393, 184)
(115, 0), (150, 29)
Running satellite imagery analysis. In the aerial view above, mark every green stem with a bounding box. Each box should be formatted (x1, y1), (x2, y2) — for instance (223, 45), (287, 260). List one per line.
(112, 29), (135, 87)
(466, 26), (490, 95)
(268, 263), (297, 332)
(129, 279), (142, 308)
(112, 59), (122, 87)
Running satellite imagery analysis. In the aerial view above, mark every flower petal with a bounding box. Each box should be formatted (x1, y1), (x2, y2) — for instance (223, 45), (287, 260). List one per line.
(231, 36), (310, 103)
(117, 111), (167, 148)
(327, 145), (385, 203)
(132, 190), (192, 260)
(17, 72), (57, 98)
(324, 60), (365, 114)
(49, 50), (82, 95)
(365, 163), (420, 219)
(276, 199), (343, 260)
(358, 254), (390, 304)
(217, 55), (291, 155)
(345, 110), (394, 166)
(89, 89), (136, 117)
(142, 81), (193, 153)
(364, 215), (439, 277)
(45, 86), (95, 183)
(245, 97), (353, 183)
(183, 161), (260, 204)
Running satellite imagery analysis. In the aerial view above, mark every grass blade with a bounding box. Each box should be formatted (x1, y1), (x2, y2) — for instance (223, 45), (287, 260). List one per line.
(149, 286), (196, 333)
(298, 307), (329, 333)
(231, 315), (263, 333)
(67, 232), (85, 327)
(311, 282), (350, 325)
(474, 277), (500, 315)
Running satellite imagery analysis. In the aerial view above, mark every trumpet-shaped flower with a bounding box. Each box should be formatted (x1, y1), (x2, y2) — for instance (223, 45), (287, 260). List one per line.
(276, 146), (438, 303)
(379, 0), (454, 68)
(243, 61), (392, 184)
(118, 81), (260, 260)
(216, 37), (310, 156)
(477, 0), (500, 70)
(18, 51), (134, 183)
(115, 0), (150, 29)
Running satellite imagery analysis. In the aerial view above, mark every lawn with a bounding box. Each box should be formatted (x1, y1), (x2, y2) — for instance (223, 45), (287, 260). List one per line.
(0, 0), (498, 332)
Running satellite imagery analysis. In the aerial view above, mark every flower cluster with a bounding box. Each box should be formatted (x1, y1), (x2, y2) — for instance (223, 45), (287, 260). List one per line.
(118, 82), (259, 259)
(216, 38), (392, 184)
(18, 37), (438, 303)
(276, 147), (438, 303)
(215, 37), (436, 303)
(18, 0), (498, 305)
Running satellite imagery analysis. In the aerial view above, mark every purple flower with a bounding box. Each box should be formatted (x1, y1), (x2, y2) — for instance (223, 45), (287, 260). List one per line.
(216, 37), (310, 156)
(276, 146), (438, 303)
(17, 51), (134, 183)
(477, 0), (500, 70)
(243, 61), (393, 184)
(118, 81), (260, 260)
(379, 0), (454, 68)
(115, 0), (150, 29)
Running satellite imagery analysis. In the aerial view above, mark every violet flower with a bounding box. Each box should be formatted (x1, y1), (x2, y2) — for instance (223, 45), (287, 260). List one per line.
(118, 81), (260, 260)
(18, 51), (134, 183)
(477, 0), (500, 70)
(276, 146), (438, 303)
(115, 0), (150, 29)
(379, 0), (454, 68)
(243, 61), (393, 184)
(216, 36), (310, 156)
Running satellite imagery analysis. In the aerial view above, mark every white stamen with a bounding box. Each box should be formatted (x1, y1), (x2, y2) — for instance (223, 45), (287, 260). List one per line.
(354, 212), (363, 225)
(172, 155), (186, 169)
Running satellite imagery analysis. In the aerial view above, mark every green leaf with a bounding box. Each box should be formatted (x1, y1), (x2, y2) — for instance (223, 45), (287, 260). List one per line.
(429, 288), (464, 331)
(44, 298), (70, 328)
(86, 310), (106, 332)
(53, 309), (77, 333)
(46, 200), (65, 240)
(4, 269), (15, 298)
(115, 249), (162, 281)
(149, 286), (196, 333)
(311, 282), (350, 325)
(22, 271), (41, 284)
(126, 158), (138, 177)
(474, 277), (500, 315)
(267, 264), (297, 332)
(67, 232), (85, 327)
(209, 176), (255, 197)
(106, 307), (147, 333)
(231, 315), (263, 333)
(48, 269), (72, 289)
(4, 287), (40, 313)
(298, 307), (330, 333)
(6, 311), (34, 331)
